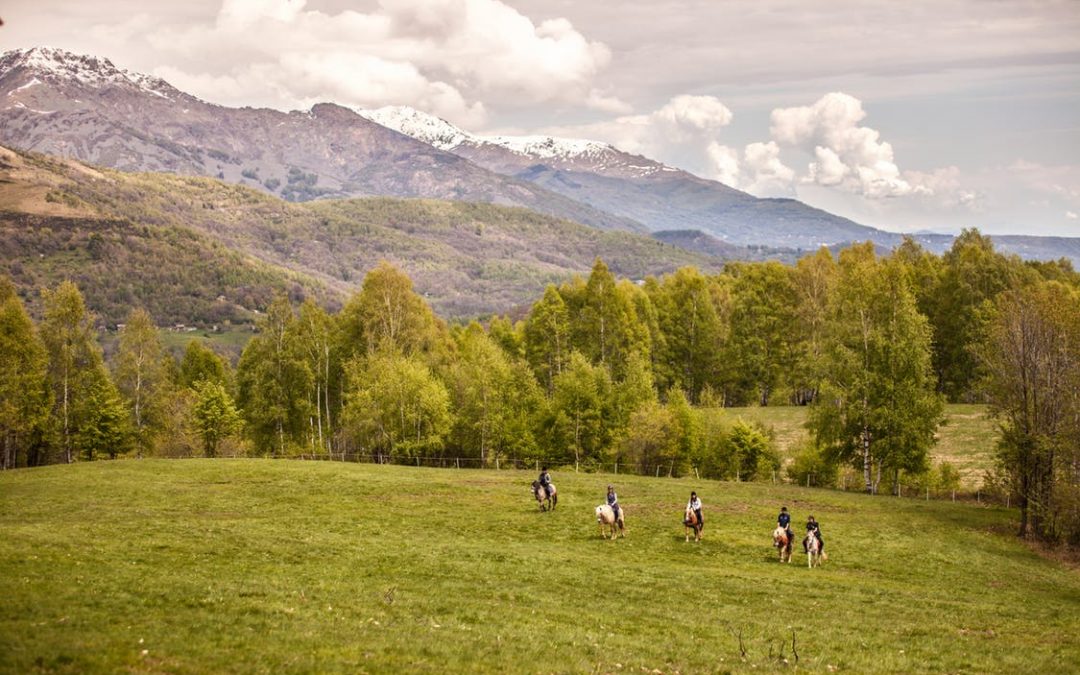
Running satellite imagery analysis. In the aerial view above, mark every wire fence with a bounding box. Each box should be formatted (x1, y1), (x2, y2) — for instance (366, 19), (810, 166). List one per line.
(280, 452), (1014, 506)
(290, 452), (704, 478)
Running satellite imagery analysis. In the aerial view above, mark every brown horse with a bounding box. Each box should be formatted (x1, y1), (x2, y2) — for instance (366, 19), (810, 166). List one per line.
(531, 480), (557, 512)
(595, 504), (625, 539)
(773, 526), (792, 563)
(684, 507), (702, 542)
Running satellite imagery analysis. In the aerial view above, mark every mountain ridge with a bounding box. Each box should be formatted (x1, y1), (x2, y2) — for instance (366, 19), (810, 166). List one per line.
(0, 46), (646, 233)
(2, 47), (1077, 264)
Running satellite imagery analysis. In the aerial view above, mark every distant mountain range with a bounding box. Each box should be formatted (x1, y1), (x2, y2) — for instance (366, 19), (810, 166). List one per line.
(1, 46), (1078, 264)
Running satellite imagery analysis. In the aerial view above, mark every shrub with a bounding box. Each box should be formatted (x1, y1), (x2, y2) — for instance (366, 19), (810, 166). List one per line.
(786, 440), (839, 487)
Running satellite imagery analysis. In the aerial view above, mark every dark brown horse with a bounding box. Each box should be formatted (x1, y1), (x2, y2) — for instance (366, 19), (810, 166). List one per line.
(531, 480), (557, 511)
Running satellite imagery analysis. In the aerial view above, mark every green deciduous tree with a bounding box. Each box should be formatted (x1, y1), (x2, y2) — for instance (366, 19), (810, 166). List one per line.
(179, 339), (230, 390)
(293, 299), (338, 453)
(724, 261), (799, 405)
(40, 281), (108, 463)
(808, 244), (944, 494)
(74, 372), (132, 460)
(524, 284), (570, 395)
(113, 308), (171, 454)
(192, 380), (243, 458)
(338, 261), (444, 359)
(931, 229), (1020, 400)
(979, 281), (1080, 541)
(547, 352), (612, 467)
(446, 323), (514, 464)
(571, 259), (649, 379)
(236, 293), (313, 456)
(652, 267), (723, 403)
(619, 400), (677, 474)
(791, 248), (838, 405)
(0, 278), (51, 468)
(342, 348), (451, 457)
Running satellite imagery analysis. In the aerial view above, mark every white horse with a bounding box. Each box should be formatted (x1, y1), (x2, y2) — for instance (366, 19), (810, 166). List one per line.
(531, 480), (557, 512)
(773, 526), (792, 563)
(804, 531), (822, 568)
(595, 504), (625, 539)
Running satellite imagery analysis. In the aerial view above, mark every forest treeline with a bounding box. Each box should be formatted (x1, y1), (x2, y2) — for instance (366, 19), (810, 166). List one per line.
(1, 229), (1078, 542)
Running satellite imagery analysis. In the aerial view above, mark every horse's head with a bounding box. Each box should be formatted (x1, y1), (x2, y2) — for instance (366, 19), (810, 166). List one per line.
(531, 480), (540, 491)
(773, 526), (788, 545)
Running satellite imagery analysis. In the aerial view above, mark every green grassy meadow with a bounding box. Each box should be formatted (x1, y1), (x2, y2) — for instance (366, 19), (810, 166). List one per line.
(1, 460), (1076, 673)
(723, 404), (998, 488)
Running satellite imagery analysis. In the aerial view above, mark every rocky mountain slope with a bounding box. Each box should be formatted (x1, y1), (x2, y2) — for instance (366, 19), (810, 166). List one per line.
(0, 47), (643, 233)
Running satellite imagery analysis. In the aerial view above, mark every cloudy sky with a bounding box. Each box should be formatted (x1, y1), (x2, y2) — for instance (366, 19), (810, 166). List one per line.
(3, 0), (1079, 236)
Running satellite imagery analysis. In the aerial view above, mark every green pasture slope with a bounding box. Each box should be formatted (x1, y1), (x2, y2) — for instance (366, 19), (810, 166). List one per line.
(725, 404), (997, 488)
(1, 461), (1076, 674)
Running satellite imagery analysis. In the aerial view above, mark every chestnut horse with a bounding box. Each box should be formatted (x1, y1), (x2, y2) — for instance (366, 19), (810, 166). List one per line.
(804, 531), (822, 568)
(684, 507), (702, 542)
(595, 504), (625, 539)
(773, 526), (792, 563)
(531, 480), (557, 512)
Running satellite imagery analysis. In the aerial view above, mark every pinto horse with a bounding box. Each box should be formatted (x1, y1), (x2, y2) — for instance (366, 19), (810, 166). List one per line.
(531, 480), (557, 512)
(595, 504), (625, 539)
(684, 507), (702, 542)
(804, 531), (822, 568)
(772, 526), (792, 563)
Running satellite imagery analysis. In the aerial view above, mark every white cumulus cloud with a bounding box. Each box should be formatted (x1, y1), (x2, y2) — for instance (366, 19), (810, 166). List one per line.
(542, 94), (736, 174)
(770, 92), (924, 199)
(742, 141), (796, 196)
(142, 0), (611, 126)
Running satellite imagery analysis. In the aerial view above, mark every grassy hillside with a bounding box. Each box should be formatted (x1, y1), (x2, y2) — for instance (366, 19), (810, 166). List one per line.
(0, 147), (720, 324)
(1, 460), (1076, 673)
(723, 405), (997, 489)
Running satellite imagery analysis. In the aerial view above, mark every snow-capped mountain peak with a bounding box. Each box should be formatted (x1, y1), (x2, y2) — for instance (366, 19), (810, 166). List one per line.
(358, 105), (474, 151)
(358, 105), (619, 163)
(483, 134), (613, 161)
(0, 46), (178, 100)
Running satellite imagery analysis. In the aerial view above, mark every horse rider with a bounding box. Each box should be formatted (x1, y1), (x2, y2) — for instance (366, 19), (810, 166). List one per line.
(804, 514), (824, 553)
(686, 491), (703, 530)
(538, 466), (552, 499)
(777, 506), (794, 546)
(606, 484), (621, 522)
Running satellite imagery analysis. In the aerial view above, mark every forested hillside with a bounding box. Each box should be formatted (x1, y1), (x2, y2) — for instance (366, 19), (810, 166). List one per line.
(0, 147), (720, 325)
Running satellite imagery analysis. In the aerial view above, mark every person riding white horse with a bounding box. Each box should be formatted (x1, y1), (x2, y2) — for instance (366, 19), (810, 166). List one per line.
(804, 515), (824, 567)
